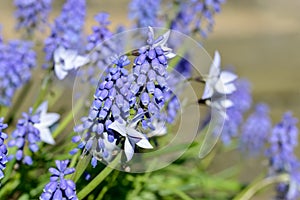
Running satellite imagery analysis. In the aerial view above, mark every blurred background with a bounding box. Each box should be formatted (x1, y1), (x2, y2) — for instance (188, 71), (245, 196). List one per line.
(1, 1), (300, 199)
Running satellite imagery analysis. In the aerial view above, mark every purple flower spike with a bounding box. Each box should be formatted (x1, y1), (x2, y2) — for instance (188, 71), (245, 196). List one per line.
(40, 160), (77, 200)
(128, 0), (162, 27)
(265, 112), (300, 199)
(0, 39), (36, 106)
(14, 0), (52, 34)
(0, 118), (8, 179)
(171, 0), (226, 38)
(8, 102), (59, 165)
(43, 0), (86, 68)
(240, 103), (271, 154)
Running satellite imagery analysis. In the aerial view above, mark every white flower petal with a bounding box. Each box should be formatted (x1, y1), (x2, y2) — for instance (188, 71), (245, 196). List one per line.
(136, 138), (153, 149)
(108, 121), (127, 137)
(61, 50), (77, 70)
(53, 46), (65, 63)
(54, 64), (69, 80)
(36, 101), (48, 116)
(224, 83), (236, 94)
(38, 127), (55, 145)
(202, 82), (214, 99)
(209, 51), (221, 78)
(124, 138), (134, 161)
(127, 128), (146, 139)
(215, 80), (236, 95)
(165, 52), (176, 59)
(73, 55), (90, 69)
(220, 71), (238, 84)
(130, 112), (145, 128)
(220, 99), (234, 108)
(39, 113), (60, 128)
(154, 30), (170, 48)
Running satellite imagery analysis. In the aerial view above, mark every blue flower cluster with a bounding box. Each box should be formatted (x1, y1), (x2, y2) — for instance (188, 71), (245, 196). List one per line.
(14, 0), (52, 34)
(40, 160), (77, 200)
(73, 55), (131, 167)
(8, 108), (41, 165)
(73, 28), (175, 165)
(266, 112), (300, 199)
(171, 0), (225, 37)
(44, 0), (86, 67)
(129, 36), (171, 129)
(86, 12), (112, 52)
(0, 118), (8, 179)
(240, 103), (271, 154)
(219, 79), (252, 145)
(128, 0), (162, 27)
(0, 39), (36, 106)
(84, 12), (115, 84)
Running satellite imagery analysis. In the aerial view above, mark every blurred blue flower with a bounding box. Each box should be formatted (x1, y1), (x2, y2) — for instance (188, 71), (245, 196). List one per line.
(86, 12), (112, 52)
(43, 0), (86, 68)
(239, 103), (271, 154)
(266, 112), (298, 173)
(266, 112), (300, 199)
(83, 12), (115, 84)
(0, 118), (8, 179)
(0, 39), (36, 106)
(14, 0), (52, 34)
(171, 0), (226, 37)
(129, 0), (162, 27)
(40, 160), (77, 200)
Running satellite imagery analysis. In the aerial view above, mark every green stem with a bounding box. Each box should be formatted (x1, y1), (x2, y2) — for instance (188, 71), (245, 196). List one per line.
(95, 171), (119, 200)
(52, 99), (83, 139)
(33, 72), (52, 111)
(77, 154), (121, 200)
(169, 188), (194, 200)
(0, 173), (20, 198)
(5, 81), (33, 124)
(233, 174), (289, 200)
(0, 107), (9, 118)
(71, 154), (91, 183)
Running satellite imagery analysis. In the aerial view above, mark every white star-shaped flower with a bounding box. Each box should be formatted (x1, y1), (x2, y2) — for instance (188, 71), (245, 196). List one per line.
(108, 113), (153, 161)
(34, 101), (60, 145)
(54, 46), (90, 80)
(201, 51), (238, 119)
(202, 51), (237, 99)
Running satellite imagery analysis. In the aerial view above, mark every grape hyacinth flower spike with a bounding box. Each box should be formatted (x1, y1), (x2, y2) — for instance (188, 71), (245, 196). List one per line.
(266, 112), (300, 199)
(43, 0), (86, 68)
(73, 27), (176, 168)
(14, 0), (52, 34)
(40, 160), (77, 200)
(240, 103), (271, 155)
(0, 118), (8, 179)
(0, 39), (36, 106)
(8, 101), (60, 165)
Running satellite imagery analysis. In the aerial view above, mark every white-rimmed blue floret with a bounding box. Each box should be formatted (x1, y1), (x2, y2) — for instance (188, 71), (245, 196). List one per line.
(54, 46), (90, 80)
(108, 113), (153, 161)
